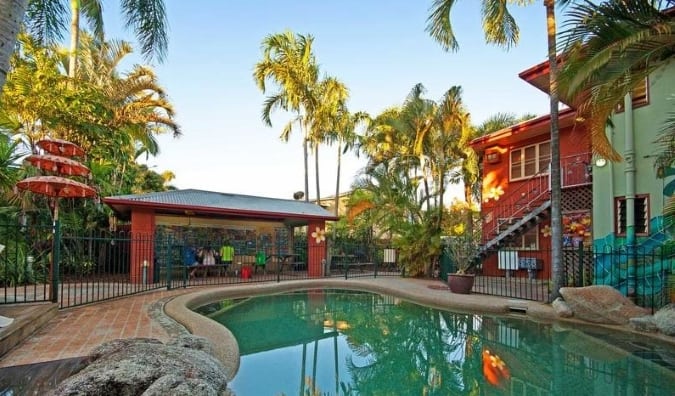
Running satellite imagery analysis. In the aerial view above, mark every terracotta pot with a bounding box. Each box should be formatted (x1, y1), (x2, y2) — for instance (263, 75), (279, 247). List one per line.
(447, 273), (475, 294)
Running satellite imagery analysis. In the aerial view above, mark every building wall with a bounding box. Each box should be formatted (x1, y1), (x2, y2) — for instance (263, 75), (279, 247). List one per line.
(592, 61), (675, 250)
(479, 122), (592, 278)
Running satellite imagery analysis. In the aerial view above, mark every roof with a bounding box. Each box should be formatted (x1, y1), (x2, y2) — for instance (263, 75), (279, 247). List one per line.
(103, 189), (339, 223)
(469, 107), (579, 152)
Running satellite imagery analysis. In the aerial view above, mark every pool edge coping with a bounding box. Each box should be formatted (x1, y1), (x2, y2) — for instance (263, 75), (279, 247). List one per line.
(163, 278), (557, 380)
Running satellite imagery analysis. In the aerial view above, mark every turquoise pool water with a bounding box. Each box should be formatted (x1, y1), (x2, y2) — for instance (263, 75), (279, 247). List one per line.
(196, 289), (675, 395)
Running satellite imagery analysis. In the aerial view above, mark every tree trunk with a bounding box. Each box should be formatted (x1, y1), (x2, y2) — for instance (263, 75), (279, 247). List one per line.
(334, 141), (342, 216)
(464, 180), (474, 238)
(437, 165), (445, 232)
(0, 0), (28, 90)
(302, 127), (309, 202)
(546, 0), (564, 301)
(314, 143), (320, 204)
(69, 0), (81, 78)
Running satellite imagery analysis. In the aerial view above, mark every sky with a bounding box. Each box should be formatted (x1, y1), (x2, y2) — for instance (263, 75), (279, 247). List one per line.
(103, 1), (555, 201)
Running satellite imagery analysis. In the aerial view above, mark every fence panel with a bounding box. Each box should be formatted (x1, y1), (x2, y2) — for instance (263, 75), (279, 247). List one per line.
(57, 230), (166, 308)
(0, 223), (53, 304)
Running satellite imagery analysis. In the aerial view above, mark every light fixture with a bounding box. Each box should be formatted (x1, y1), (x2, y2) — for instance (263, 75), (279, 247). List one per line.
(595, 158), (607, 167)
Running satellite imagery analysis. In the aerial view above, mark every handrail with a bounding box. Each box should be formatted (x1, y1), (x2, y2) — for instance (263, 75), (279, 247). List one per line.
(482, 152), (592, 243)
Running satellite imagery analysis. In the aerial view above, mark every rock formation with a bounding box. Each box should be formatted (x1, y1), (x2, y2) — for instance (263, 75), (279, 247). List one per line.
(559, 285), (650, 324)
(49, 335), (229, 395)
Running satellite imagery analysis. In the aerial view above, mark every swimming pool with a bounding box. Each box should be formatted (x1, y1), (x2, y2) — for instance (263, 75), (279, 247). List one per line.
(196, 289), (675, 395)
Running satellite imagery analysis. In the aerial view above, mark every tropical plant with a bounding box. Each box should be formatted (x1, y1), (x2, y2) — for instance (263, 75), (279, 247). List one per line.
(0, 0), (29, 89)
(24, 0), (168, 77)
(426, 0), (574, 300)
(305, 76), (350, 204)
(348, 84), (475, 275)
(253, 31), (320, 202)
(558, 0), (675, 162)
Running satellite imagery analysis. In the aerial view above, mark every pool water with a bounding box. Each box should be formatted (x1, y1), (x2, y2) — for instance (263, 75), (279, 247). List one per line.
(196, 289), (675, 396)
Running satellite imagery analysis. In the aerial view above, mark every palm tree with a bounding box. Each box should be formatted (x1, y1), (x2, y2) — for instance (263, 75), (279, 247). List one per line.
(433, 86), (472, 232)
(426, 0), (571, 300)
(253, 31), (320, 202)
(329, 110), (368, 216)
(558, 0), (674, 161)
(0, 0), (29, 90)
(305, 76), (349, 204)
(24, 0), (168, 77)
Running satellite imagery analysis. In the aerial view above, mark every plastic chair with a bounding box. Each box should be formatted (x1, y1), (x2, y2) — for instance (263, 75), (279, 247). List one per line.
(255, 251), (267, 273)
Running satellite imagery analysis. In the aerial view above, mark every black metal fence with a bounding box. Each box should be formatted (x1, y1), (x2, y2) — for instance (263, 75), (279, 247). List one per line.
(440, 243), (673, 312)
(2, 221), (671, 311)
(0, 224), (402, 309)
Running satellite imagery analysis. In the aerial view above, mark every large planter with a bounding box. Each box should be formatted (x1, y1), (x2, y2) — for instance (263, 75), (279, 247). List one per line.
(447, 273), (475, 294)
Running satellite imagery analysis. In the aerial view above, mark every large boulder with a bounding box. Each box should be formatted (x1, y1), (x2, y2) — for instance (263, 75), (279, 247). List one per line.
(560, 285), (650, 325)
(653, 303), (675, 336)
(48, 335), (229, 396)
(552, 297), (573, 318)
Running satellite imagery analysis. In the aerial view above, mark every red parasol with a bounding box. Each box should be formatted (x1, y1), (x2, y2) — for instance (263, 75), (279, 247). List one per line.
(36, 138), (86, 158)
(24, 154), (91, 177)
(16, 176), (96, 198)
(16, 176), (97, 222)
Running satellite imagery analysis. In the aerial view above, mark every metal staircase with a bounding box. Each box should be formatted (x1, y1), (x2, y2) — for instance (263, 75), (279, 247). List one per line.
(472, 169), (552, 264)
(472, 152), (593, 265)
(483, 200), (551, 252)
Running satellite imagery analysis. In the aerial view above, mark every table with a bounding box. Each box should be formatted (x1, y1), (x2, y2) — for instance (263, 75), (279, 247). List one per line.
(271, 253), (301, 272)
(331, 254), (356, 271)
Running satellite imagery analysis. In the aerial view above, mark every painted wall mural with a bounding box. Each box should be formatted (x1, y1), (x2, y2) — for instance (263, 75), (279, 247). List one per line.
(592, 166), (675, 306)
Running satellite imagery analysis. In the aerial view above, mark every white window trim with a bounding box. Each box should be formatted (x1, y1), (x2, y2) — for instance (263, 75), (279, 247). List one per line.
(509, 141), (551, 182)
(498, 221), (539, 251)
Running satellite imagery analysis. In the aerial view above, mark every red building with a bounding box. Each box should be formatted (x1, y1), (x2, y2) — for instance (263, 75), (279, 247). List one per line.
(469, 63), (592, 280)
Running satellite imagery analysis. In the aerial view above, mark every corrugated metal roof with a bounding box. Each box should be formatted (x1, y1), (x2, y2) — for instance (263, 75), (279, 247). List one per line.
(103, 189), (337, 220)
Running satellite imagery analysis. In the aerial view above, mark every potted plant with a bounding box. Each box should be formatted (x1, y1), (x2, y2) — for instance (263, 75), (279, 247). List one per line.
(443, 236), (481, 294)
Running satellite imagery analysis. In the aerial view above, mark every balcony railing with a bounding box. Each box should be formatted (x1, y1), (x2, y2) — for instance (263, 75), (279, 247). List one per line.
(482, 152), (592, 242)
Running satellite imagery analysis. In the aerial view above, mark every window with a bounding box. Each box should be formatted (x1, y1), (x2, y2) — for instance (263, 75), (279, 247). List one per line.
(615, 78), (649, 112)
(499, 220), (539, 250)
(615, 195), (649, 236)
(510, 142), (550, 181)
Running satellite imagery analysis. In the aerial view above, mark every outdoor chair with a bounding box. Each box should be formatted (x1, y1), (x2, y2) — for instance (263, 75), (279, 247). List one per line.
(254, 251), (267, 274)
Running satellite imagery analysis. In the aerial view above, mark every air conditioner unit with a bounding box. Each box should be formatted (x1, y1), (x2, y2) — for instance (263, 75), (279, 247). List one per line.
(498, 250), (519, 270)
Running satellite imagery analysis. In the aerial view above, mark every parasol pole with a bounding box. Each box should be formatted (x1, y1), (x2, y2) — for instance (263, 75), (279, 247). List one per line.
(50, 197), (61, 303)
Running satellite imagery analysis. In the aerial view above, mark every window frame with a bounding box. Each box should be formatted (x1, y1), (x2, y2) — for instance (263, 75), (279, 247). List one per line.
(499, 220), (539, 251)
(614, 194), (650, 236)
(509, 141), (551, 182)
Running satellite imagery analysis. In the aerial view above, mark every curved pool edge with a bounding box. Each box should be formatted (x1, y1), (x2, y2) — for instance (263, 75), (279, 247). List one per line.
(163, 278), (559, 379)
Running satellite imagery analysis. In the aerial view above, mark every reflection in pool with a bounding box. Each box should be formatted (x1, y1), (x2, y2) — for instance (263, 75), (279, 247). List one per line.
(196, 289), (675, 395)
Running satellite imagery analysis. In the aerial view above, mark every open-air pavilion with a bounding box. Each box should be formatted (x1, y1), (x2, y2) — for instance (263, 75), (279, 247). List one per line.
(103, 189), (338, 283)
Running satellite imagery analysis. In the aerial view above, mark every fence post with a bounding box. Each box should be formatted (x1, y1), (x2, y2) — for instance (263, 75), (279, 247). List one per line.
(576, 241), (584, 287)
(166, 236), (173, 291)
(51, 219), (61, 303)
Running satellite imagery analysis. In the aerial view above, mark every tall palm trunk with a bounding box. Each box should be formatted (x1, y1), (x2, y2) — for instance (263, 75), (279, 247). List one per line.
(0, 0), (28, 90)
(314, 144), (320, 204)
(436, 164), (445, 232)
(546, 0), (564, 301)
(69, 0), (81, 78)
(334, 140), (342, 216)
(302, 126), (309, 202)
(463, 178), (474, 238)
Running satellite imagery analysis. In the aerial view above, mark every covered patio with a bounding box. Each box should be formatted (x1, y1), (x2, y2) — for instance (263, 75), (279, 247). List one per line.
(103, 189), (338, 283)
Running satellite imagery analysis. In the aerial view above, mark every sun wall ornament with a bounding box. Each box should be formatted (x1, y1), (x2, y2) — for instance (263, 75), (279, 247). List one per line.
(311, 227), (326, 244)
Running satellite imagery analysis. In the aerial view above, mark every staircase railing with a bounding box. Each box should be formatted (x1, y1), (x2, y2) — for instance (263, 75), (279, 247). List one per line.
(482, 171), (550, 244)
(481, 152), (592, 244)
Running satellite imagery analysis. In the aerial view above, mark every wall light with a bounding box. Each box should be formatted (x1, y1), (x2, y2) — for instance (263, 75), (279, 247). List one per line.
(595, 158), (607, 167)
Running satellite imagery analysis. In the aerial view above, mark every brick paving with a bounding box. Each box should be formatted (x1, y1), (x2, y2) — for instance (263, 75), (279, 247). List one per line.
(0, 288), (194, 368)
